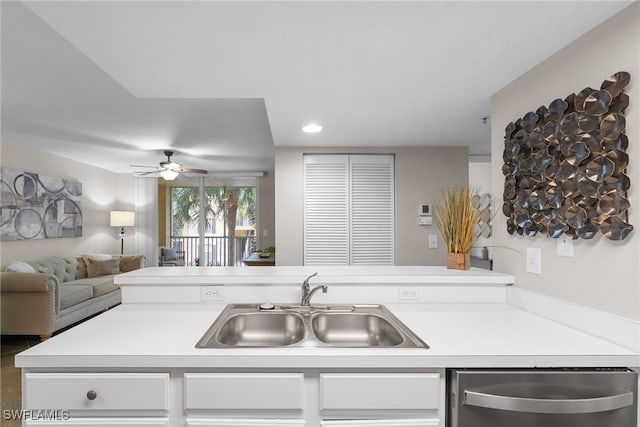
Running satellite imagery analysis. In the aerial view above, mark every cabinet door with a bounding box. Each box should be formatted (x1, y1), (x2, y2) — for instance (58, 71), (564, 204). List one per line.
(184, 373), (304, 410)
(24, 373), (169, 412)
(186, 419), (305, 427)
(25, 418), (169, 426)
(321, 420), (438, 427)
(320, 373), (440, 410)
(303, 154), (350, 265)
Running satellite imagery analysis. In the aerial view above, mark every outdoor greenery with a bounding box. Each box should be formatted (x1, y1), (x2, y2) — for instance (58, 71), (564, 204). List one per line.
(171, 186), (256, 265)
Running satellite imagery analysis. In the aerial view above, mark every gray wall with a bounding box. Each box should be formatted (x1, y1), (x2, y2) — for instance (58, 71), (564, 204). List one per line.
(491, 3), (639, 320)
(275, 146), (469, 265)
(0, 139), (136, 263)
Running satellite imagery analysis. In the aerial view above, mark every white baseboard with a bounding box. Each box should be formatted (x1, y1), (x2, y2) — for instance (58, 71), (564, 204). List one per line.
(507, 287), (640, 353)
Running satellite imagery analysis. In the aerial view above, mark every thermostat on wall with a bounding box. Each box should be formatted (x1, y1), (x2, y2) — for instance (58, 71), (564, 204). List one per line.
(418, 203), (432, 216)
(418, 203), (432, 226)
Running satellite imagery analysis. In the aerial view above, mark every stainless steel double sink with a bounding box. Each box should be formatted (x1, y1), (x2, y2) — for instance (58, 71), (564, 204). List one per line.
(196, 304), (428, 349)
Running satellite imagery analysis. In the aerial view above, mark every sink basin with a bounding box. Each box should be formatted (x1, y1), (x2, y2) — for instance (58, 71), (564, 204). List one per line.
(311, 312), (404, 347)
(196, 304), (428, 349)
(197, 311), (305, 348)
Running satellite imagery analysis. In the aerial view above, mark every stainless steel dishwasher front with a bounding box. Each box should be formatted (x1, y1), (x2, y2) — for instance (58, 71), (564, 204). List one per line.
(448, 368), (637, 427)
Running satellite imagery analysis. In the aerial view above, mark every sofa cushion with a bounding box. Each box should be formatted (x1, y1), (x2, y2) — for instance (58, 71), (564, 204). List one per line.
(27, 258), (79, 283)
(5, 261), (36, 273)
(161, 248), (178, 261)
(83, 257), (120, 278)
(59, 285), (93, 310)
(119, 256), (143, 273)
(70, 276), (119, 298)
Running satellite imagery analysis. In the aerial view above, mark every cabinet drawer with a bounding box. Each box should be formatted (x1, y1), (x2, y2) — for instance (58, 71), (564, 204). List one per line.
(24, 373), (169, 412)
(186, 419), (305, 426)
(320, 373), (440, 410)
(25, 418), (169, 427)
(184, 373), (304, 410)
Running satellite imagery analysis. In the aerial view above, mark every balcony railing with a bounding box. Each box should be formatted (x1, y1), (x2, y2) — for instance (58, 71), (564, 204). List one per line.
(169, 235), (256, 266)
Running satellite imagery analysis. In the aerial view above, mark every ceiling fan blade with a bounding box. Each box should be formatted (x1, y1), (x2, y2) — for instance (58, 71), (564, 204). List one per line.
(129, 164), (158, 169)
(178, 167), (208, 174)
(134, 171), (159, 176)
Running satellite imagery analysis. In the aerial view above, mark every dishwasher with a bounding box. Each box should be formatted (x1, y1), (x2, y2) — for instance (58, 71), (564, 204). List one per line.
(448, 368), (637, 427)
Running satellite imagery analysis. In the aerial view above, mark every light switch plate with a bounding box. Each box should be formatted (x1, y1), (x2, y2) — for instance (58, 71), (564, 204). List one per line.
(557, 236), (574, 257)
(428, 234), (438, 249)
(526, 247), (542, 274)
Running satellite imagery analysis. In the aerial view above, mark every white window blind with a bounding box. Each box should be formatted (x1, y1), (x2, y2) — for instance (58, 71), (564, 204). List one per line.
(303, 154), (395, 266)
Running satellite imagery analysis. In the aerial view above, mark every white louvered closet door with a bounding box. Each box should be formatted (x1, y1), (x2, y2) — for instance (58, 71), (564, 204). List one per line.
(304, 155), (350, 265)
(350, 155), (394, 265)
(304, 154), (395, 266)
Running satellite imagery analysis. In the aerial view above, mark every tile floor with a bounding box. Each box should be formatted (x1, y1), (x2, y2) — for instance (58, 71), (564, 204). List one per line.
(1, 335), (40, 427)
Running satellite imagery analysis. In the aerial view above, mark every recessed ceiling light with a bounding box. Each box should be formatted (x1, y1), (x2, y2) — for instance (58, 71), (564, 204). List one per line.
(302, 123), (323, 133)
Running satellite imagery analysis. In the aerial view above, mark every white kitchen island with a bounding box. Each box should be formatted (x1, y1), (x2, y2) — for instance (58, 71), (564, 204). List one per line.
(15, 267), (639, 427)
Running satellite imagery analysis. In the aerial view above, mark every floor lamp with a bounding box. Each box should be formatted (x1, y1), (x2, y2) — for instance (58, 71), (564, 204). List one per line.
(110, 211), (135, 255)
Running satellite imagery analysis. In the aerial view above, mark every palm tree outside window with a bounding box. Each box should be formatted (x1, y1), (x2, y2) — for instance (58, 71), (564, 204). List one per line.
(167, 177), (257, 266)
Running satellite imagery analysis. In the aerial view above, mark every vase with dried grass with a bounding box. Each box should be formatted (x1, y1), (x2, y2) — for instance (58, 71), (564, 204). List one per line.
(434, 186), (480, 270)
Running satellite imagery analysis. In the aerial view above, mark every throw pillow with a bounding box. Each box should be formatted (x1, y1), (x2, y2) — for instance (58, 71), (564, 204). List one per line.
(161, 248), (178, 261)
(4, 261), (36, 273)
(119, 256), (144, 273)
(83, 257), (120, 278)
(82, 253), (113, 261)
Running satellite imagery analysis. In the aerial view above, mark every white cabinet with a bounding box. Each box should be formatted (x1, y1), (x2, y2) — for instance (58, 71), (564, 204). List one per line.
(320, 373), (440, 411)
(24, 373), (169, 412)
(186, 419), (305, 426)
(25, 419), (169, 426)
(184, 373), (304, 411)
(321, 420), (439, 427)
(22, 370), (443, 426)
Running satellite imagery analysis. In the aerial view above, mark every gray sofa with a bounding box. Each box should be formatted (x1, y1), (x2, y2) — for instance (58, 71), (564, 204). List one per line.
(1, 255), (145, 339)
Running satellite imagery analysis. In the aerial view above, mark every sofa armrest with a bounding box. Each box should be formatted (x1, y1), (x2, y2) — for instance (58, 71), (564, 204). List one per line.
(0, 272), (59, 336)
(119, 255), (146, 272)
(0, 272), (57, 293)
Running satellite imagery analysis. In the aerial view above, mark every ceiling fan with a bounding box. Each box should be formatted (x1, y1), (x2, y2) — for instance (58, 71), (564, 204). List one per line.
(131, 150), (208, 181)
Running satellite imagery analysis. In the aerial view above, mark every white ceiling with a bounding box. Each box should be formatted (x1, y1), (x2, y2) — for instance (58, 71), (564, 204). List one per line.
(1, 1), (634, 174)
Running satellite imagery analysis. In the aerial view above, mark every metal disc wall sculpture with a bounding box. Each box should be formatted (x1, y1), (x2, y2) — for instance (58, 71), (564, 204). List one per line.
(502, 71), (632, 240)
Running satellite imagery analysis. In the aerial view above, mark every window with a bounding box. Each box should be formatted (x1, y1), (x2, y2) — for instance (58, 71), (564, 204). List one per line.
(303, 154), (395, 265)
(168, 177), (257, 266)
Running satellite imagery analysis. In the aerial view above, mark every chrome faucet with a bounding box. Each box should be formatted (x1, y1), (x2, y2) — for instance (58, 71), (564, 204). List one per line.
(301, 272), (327, 306)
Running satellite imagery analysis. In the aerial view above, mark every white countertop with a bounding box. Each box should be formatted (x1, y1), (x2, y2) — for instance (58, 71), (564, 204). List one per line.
(116, 266), (515, 286)
(16, 302), (637, 369)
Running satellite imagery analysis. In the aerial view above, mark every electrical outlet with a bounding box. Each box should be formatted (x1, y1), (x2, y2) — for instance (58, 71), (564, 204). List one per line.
(200, 286), (224, 302)
(557, 236), (574, 257)
(398, 286), (419, 301)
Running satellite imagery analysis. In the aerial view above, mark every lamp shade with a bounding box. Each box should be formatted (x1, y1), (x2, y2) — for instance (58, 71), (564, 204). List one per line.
(110, 211), (135, 227)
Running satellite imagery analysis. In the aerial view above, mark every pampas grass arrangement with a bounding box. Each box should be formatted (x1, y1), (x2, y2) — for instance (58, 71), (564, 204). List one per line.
(434, 186), (480, 254)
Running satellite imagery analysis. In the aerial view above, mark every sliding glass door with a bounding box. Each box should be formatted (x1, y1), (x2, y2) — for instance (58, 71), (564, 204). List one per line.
(165, 177), (257, 266)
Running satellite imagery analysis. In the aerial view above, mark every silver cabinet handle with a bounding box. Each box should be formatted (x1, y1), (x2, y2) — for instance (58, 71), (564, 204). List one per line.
(86, 390), (97, 401)
(464, 390), (634, 414)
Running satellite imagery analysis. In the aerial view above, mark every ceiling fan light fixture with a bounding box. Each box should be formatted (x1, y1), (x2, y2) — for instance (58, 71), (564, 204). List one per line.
(302, 123), (323, 133)
(159, 169), (179, 181)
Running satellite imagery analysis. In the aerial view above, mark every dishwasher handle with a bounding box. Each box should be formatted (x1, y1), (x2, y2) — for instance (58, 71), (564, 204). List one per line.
(464, 390), (634, 414)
